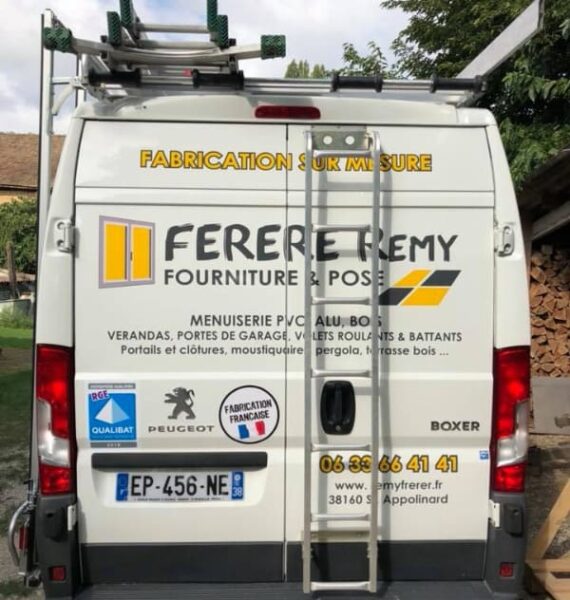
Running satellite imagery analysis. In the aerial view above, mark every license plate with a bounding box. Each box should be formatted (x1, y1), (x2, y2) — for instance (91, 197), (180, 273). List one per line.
(115, 471), (244, 502)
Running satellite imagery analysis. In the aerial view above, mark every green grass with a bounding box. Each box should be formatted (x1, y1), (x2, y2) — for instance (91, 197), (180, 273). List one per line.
(0, 499), (21, 531)
(0, 311), (34, 330)
(0, 370), (32, 450)
(0, 326), (33, 349)
(0, 369), (32, 538)
(0, 341), (33, 592)
(0, 579), (35, 597)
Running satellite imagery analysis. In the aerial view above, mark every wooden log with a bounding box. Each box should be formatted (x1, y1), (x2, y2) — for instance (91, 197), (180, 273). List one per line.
(544, 297), (558, 313)
(527, 480), (570, 559)
(531, 283), (549, 298)
(544, 318), (557, 331)
(529, 243), (569, 377)
(527, 558), (570, 572)
(531, 266), (547, 283)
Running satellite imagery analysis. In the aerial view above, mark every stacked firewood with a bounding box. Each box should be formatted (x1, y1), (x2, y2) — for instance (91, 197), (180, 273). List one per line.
(530, 245), (570, 377)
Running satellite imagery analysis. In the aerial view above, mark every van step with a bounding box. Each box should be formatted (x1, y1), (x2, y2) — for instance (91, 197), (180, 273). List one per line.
(312, 369), (370, 378)
(312, 296), (370, 306)
(75, 582), (497, 599)
(312, 443), (371, 452)
(310, 580), (370, 592)
(312, 224), (370, 233)
(312, 513), (369, 522)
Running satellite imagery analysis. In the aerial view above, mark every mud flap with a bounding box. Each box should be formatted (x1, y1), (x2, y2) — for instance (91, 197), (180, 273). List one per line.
(484, 492), (526, 599)
(35, 494), (80, 599)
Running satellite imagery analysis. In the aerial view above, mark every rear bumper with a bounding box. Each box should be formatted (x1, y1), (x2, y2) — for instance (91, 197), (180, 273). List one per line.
(74, 581), (519, 599)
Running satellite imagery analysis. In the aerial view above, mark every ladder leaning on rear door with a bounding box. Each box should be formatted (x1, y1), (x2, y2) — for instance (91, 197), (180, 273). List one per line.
(302, 128), (381, 594)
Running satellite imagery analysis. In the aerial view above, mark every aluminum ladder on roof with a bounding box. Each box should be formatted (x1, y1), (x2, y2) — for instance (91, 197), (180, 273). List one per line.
(302, 129), (381, 594)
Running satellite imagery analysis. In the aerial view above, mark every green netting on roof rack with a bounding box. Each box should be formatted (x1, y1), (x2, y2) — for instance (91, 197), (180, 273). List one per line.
(43, 26), (73, 53)
(261, 35), (286, 59)
(120, 0), (135, 29)
(207, 0), (218, 32)
(216, 14), (229, 48)
(107, 12), (122, 47)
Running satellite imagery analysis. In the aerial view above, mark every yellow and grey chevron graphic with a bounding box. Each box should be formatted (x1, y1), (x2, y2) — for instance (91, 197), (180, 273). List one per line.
(379, 269), (460, 306)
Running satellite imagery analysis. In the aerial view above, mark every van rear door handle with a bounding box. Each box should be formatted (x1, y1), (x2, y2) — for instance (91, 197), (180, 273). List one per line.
(320, 381), (356, 435)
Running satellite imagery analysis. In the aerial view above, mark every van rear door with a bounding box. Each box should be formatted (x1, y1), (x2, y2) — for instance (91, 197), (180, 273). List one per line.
(73, 121), (288, 582)
(284, 124), (495, 580)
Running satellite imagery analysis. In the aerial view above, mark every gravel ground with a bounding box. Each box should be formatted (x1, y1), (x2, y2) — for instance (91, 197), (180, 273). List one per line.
(0, 480), (41, 599)
(1, 433), (567, 599)
(527, 434), (570, 558)
(524, 434), (570, 600)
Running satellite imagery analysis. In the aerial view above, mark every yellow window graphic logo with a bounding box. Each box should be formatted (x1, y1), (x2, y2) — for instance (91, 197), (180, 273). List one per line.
(379, 269), (460, 306)
(100, 217), (155, 288)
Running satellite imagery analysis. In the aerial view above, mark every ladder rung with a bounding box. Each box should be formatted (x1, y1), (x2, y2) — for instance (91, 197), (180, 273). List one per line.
(138, 23), (210, 34)
(314, 150), (372, 159)
(312, 369), (370, 378)
(313, 224), (371, 233)
(312, 513), (369, 522)
(311, 581), (370, 592)
(312, 296), (370, 306)
(137, 39), (218, 51)
(312, 443), (371, 452)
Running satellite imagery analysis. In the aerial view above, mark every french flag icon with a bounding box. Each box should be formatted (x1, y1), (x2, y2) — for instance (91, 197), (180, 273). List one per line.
(237, 421), (266, 440)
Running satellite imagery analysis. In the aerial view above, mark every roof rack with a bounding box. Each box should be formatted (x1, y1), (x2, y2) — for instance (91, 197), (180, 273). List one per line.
(36, 0), (544, 262)
(41, 0), (486, 107)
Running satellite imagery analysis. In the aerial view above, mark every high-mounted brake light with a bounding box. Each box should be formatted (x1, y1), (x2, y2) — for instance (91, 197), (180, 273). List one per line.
(255, 105), (321, 120)
(491, 347), (530, 493)
(36, 345), (75, 495)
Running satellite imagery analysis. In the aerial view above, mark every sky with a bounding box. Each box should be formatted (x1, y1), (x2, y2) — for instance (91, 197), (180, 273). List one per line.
(0, 0), (408, 133)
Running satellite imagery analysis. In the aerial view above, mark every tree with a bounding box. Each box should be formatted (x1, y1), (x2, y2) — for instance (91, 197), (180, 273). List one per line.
(311, 64), (328, 79)
(284, 43), (393, 79)
(339, 41), (393, 76)
(381, 0), (529, 78)
(380, 0), (570, 187)
(0, 197), (37, 274)
(285, 59), (328, 79)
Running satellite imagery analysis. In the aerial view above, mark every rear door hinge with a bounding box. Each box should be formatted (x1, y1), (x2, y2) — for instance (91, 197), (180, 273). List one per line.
(55, 219), (75, 253)
(489, 499), (501, 527)
(494, 224), (515, 256)
(67, 504), (77, 531)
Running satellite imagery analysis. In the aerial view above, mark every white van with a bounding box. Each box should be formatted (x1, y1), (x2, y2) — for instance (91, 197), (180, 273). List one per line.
(10, 5), (532, 600)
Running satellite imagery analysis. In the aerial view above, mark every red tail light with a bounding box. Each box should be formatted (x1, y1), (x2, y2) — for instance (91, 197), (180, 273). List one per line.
(36, 345), (75, 495)
(499, 562), (515, 578)
(18, 525), (28, 551)
(491, 347), (530, 493)
(49, 566), (67, 581)
(255, 105), (321, 120)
